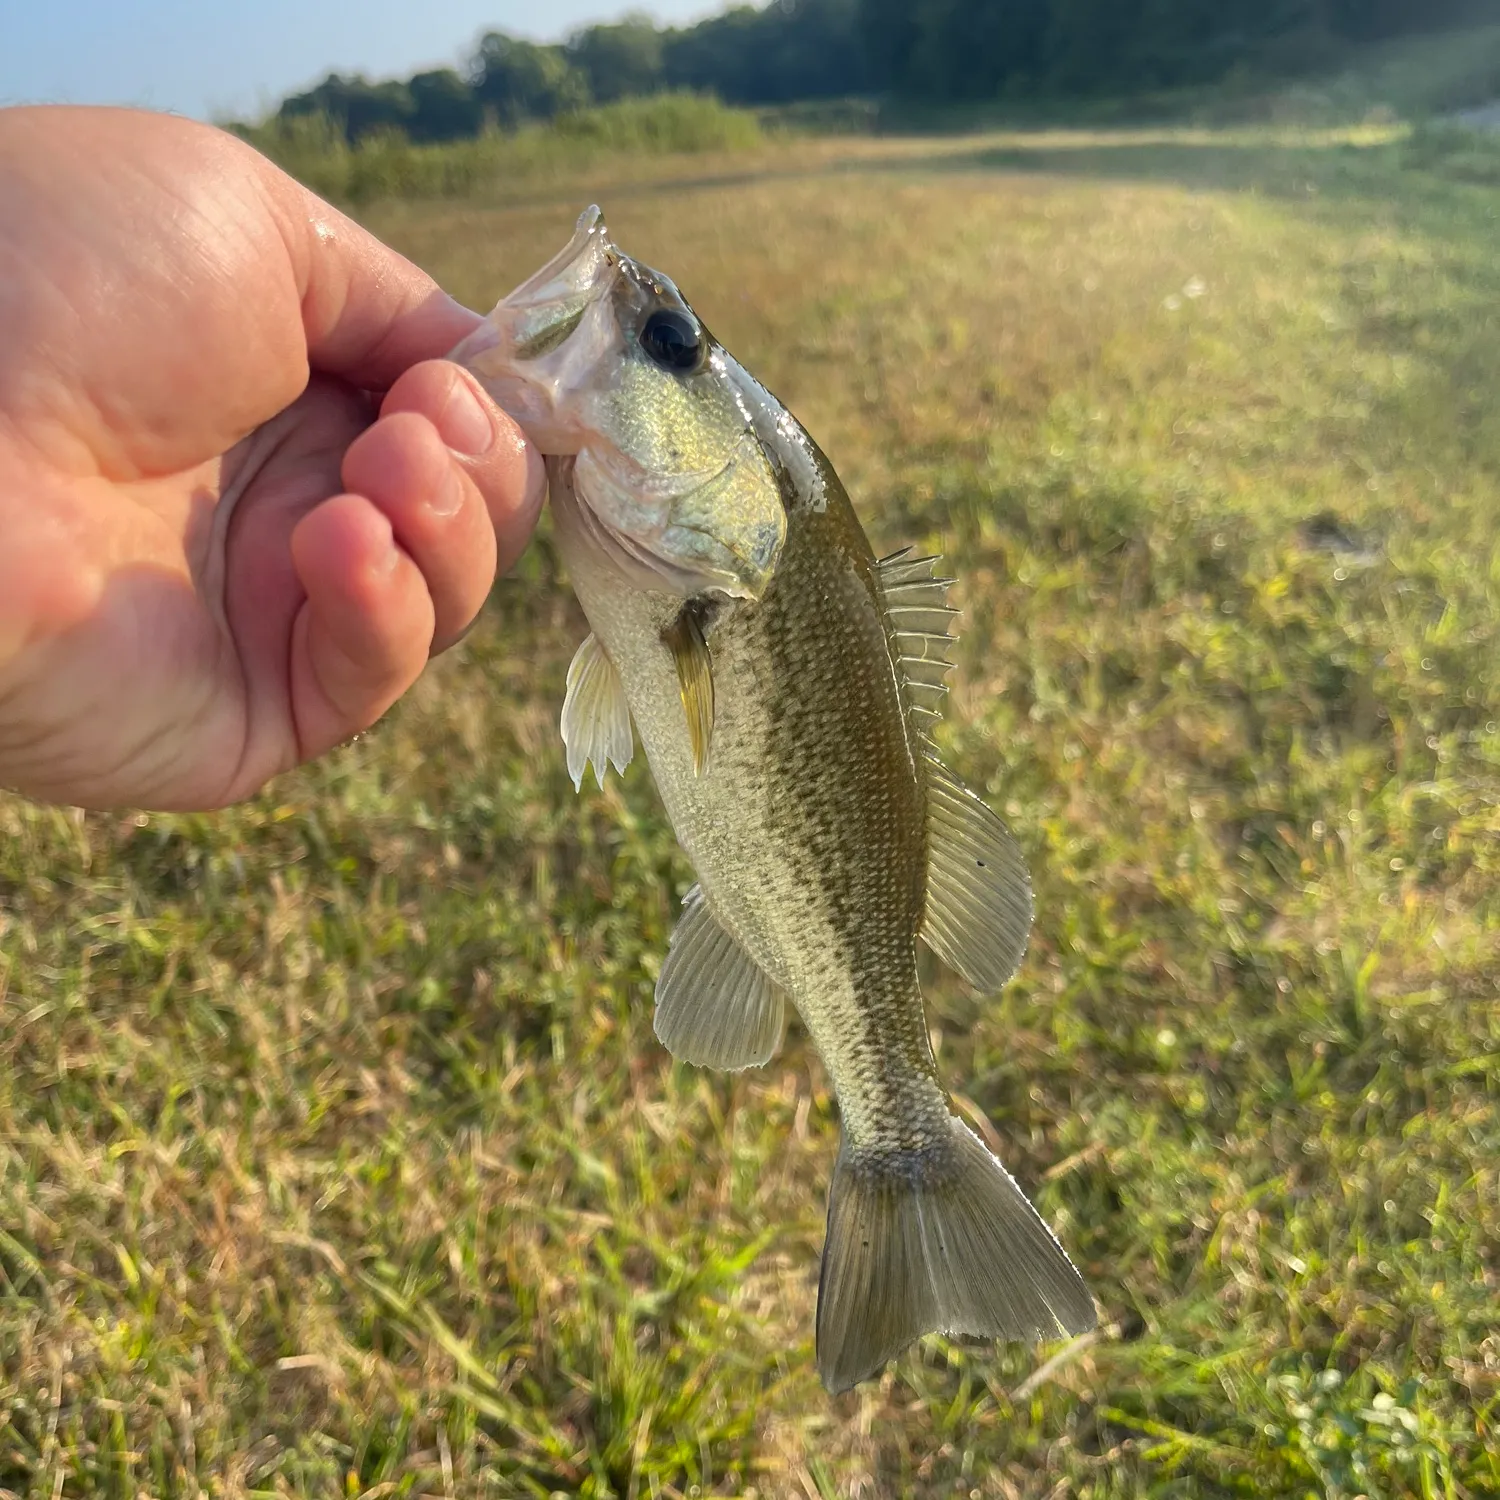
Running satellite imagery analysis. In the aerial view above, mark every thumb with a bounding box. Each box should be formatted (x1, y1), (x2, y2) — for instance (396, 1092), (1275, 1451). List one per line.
(256, 148), (484, 389)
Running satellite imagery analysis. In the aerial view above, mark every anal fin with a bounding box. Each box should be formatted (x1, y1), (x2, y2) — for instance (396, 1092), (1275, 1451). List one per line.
(560, 633), (633, 791)
(922, 756), (1034, 994)
(654, 886), (785, 1071)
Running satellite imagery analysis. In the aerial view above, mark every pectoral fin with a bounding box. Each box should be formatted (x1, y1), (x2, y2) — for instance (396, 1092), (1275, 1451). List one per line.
(921, 756), (1034, 993)
(655, 886), (786, 1070)
(560, 633), (634, 791)
(662, 604), (715, 775)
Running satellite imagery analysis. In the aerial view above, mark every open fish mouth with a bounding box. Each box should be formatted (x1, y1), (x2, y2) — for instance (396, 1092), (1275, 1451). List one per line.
(447, 206), (619, 449)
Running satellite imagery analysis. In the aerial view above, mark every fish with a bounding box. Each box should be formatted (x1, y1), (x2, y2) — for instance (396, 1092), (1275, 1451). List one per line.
(451, 206), (1096, 1393)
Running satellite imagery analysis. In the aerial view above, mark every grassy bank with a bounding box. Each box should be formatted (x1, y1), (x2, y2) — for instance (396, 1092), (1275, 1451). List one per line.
(2, 122), (1499, 1496)
(235, 93), (764, 206)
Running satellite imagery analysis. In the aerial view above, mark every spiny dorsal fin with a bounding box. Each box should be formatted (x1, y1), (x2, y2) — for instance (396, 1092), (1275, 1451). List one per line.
(560, 633), (634, 791)
(875, 548), (959, 726)
(921, 754), (1033, 993)
(654, 886), (786, 1070)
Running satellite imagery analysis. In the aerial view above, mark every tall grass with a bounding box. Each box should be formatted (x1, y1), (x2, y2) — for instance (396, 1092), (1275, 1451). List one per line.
(235, 93), (764, 205)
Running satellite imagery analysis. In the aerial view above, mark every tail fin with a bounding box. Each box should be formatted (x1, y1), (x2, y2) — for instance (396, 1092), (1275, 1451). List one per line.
(815, 1114), (1095, 1394)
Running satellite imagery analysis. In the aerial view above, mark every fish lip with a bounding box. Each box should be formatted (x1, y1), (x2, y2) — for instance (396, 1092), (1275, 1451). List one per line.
(447, 203), (617, 435)
(511, 205), (608, 301)
(448, 318), (502, 369)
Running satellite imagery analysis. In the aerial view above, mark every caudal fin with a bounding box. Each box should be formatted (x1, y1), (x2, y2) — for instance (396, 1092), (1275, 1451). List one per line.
(815, 1114), (1095, 1394)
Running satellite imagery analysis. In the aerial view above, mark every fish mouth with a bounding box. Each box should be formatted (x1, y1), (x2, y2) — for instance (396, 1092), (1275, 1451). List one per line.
(448, 206), (618, 447)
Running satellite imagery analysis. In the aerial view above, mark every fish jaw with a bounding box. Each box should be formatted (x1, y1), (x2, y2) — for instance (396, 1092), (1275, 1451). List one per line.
(449, 207), (618, 454)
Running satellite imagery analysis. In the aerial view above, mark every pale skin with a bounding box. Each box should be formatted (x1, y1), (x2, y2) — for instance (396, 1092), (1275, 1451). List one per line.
(0, 106), (545, 811)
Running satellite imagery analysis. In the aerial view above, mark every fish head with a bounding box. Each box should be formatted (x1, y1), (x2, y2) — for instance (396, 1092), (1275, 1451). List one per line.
(452, 205), (787, 600)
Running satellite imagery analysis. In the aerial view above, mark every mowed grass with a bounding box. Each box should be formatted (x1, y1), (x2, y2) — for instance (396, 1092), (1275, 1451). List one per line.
(3, 125), (1499, 1497)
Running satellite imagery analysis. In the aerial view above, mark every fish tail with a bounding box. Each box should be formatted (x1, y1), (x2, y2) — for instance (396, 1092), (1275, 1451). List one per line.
(814, 1112), (1096, 1394)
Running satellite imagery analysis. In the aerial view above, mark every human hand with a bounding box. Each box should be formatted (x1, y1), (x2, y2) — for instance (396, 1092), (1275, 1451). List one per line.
(0, 106), (544, 811)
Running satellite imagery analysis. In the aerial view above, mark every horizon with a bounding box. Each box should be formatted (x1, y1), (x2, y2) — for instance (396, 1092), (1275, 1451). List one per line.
(2, 1), (723, 124)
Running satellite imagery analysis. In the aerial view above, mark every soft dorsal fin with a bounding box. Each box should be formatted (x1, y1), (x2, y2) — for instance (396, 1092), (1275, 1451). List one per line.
(877, 550), (1033, 993)
(921, 754), (1033, 994)
(560, 633), (634, 791)
(875, 548), (959, 724)
(654, 886), (786, 1070)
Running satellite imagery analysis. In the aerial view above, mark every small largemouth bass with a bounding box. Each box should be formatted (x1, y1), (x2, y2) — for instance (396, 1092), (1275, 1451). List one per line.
(453, 208), (1095, 1392)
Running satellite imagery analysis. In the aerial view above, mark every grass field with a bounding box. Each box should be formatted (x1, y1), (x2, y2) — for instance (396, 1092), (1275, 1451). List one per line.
(3, 119), (1500, 1498)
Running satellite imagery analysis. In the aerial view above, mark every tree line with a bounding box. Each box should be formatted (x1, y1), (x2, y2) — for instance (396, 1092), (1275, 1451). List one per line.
(275, 0), (1483, 143)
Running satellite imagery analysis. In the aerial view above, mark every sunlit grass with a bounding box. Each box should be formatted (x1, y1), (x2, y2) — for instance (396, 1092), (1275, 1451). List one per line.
(2, 121), (1498, 1496)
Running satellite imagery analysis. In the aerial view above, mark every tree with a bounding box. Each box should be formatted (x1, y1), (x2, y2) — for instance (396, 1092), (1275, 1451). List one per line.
(568, 15), (665, 102)
(278, 74), (415, 142)
(860, 0), (1051, 98)
(662, 0), (867, 104)
(407, 69), (483, 142)
(265, 0), (1490, 143)
(471, 33), (590, 125)
(1320, 0), (1475, 39)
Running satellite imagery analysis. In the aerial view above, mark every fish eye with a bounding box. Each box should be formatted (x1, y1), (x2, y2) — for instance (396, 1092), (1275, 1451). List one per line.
(639, 309), (705, 374)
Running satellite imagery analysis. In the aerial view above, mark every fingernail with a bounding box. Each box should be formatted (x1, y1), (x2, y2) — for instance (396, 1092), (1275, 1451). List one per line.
(370, 519), (402, 576)
(428, 468), (466, 519)
(523, 440), (547, 510)
(437, 373), (495, 457)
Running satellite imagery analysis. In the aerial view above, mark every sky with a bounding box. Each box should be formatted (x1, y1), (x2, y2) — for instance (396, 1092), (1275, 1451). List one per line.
(1, 1), (724, 123)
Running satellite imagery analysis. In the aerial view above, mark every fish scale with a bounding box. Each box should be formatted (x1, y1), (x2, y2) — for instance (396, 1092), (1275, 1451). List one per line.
(560, 450), (942, 1134)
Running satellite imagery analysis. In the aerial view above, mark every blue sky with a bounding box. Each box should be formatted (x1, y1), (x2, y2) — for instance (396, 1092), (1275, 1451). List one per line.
(2, 1), (722, 123)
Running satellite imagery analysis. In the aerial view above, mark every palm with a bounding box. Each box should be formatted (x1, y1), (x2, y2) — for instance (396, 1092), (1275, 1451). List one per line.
(0, 107), (540, 810)
(12, 381), (371, 810)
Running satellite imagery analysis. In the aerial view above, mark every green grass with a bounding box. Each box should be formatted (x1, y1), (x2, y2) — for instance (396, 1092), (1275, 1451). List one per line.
(3, 122), (1500, 1496)
(1405, 121), (1500, 187)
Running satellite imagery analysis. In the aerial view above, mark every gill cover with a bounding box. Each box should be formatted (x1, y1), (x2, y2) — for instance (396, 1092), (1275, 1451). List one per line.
(452, 206), (787, 601)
